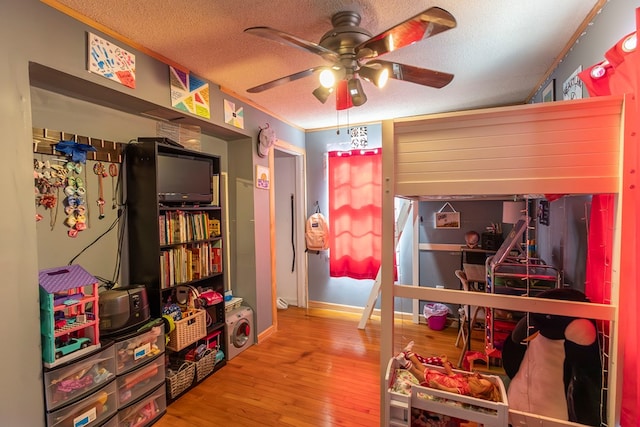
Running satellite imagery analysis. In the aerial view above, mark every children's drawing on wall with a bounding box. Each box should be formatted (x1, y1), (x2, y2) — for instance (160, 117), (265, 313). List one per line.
(170, 66), (211, 119)
(224, 100), (244, 129)
(87, 33), (136, 88)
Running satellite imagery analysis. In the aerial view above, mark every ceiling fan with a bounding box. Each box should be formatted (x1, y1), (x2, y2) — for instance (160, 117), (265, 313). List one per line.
(244, 7), (456, 110)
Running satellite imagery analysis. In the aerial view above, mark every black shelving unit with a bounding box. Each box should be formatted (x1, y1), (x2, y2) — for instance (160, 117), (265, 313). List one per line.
(125, 140), (227, 399)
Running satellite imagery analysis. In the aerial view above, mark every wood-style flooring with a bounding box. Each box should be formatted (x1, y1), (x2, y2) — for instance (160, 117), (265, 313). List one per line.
(154, 307), (499, 427)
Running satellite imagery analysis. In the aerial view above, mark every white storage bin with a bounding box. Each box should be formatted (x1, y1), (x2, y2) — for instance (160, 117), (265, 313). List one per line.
(117, 356), (165, 408)
(117, 384), (167, 427)
(46, 380), (116, 427)
(114, 321), (164, 375)
(44, 343), (116, 411)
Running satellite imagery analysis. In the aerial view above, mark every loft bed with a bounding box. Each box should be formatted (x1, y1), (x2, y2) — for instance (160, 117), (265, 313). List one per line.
(379, 95), (625, 426)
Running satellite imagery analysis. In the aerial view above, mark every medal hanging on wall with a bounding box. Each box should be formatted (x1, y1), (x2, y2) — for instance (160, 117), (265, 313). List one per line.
(93, 162), (107, 220)
(109, 163), (118, 209)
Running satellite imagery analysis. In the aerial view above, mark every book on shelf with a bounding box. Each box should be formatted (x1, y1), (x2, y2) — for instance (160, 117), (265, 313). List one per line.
(211, 174), (220, 206)
(208, 218), (221, 238)
(211, 245), (222, 273)
(160, 242), (220, 287)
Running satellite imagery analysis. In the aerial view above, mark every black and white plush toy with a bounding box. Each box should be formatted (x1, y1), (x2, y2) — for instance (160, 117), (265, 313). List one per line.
(502, 288), (603, 426)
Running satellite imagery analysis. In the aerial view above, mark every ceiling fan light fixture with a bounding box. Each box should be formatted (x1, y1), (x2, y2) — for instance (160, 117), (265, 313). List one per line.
(319, 69), (336, 88)
(348, 78), (367, 106)
(312, 85), (334, 104)
(359, 65), (389, 88)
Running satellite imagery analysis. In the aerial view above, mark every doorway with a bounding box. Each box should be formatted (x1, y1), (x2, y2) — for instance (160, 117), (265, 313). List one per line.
(273, 144), (307, 308)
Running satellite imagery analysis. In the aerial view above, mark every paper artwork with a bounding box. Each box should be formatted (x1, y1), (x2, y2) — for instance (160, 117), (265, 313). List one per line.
(87, 33), (136, 88)
(224, 99), (244, 129)
(170, 66), (211, 119)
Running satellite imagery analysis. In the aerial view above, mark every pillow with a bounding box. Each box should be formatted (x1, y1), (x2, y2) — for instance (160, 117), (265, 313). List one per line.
(391, 369), (419, 395)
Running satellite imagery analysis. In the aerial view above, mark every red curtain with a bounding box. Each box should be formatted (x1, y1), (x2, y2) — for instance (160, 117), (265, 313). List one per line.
(328, 149), (382, 279)
(579, 14), (639, 425)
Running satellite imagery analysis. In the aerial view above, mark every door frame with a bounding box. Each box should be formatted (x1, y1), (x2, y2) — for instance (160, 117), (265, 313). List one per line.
(269, 140), (308, 328)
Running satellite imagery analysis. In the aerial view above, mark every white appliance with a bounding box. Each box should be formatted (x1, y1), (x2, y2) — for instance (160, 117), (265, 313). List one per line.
(225, 306), (255, 360)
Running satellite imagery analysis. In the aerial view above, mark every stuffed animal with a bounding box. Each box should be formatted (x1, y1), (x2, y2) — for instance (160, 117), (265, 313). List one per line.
(502, 288), (602, 426)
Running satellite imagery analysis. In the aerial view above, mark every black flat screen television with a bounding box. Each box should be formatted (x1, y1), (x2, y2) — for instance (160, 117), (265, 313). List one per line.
(157, 152), (213, 204)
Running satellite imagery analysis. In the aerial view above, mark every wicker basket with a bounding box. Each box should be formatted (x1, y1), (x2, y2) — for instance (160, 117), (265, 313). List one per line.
(167, 309), (207, 352)
(195, 349), (217, 382)
(225, 297), (243, 313)
(166, 361), (195, 399)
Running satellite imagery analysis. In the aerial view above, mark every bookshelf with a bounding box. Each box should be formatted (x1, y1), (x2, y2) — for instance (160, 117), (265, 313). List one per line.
(125, 140), (226, 394)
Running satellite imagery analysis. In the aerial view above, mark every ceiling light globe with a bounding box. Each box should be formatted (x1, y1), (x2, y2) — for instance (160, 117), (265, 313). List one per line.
(622, 33), (637, 52)
(319, 69), (336, 88)
(378, 68), (389, 88)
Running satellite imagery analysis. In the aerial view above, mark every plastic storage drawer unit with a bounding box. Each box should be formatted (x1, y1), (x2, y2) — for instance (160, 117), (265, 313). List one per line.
(117, 356), (165, 408)
(46, 379), (117, 427)
(114, 321), (164, 375)
(44, 342), (116, 411)
(117, 384), (167, 427)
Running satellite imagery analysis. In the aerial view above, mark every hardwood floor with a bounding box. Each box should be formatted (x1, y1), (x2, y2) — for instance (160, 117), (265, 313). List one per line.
(155, 307), (499, 427)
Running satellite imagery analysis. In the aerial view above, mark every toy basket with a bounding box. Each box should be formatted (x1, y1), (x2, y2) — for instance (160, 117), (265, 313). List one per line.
(195, 349), (217, 382)
(225, 297), (243, 313)
(166, 309), (207, 352)
(166, 361), (195, 399)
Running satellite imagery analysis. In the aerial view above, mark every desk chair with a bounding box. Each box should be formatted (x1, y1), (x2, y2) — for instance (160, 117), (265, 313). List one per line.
(455, 270), (483, 329)
(454, 306), (468, 367)
(454, 270), (485, 368)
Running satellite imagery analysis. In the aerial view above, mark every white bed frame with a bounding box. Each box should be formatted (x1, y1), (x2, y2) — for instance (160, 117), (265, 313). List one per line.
(380, 95), (628, 427)
(385, 357), (509, 427)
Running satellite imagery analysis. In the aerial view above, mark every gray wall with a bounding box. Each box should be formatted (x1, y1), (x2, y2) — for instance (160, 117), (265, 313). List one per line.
(1, 0), (303, 424)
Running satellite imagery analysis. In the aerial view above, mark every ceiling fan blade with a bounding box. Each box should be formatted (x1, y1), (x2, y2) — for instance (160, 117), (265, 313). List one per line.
(370, 60), (453, 88)
(244, 27), (340, 62)
(247, 67), (324, 93)
(356, 7), (456, 60)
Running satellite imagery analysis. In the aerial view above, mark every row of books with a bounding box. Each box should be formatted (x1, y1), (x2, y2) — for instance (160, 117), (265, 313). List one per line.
(159, 242), (223, 288)
(159, 211), (221, 245)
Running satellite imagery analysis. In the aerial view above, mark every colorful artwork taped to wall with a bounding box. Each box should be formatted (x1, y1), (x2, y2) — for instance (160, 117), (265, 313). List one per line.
(170, 66), (211, 119)
(87, 33), (136, 89)
(224, 100), (244, 129)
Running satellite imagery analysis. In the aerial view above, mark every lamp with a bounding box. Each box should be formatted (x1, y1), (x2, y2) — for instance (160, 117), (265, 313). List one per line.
(347, 78), (367, 106)
(502, 201), (526, 224)
(312, 85), (334, 104)
(359, 64), (389, 88)
(318, 69), (336, 88)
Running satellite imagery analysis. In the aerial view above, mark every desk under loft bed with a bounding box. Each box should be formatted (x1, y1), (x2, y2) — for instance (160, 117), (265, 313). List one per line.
(380, 96), (623, 427)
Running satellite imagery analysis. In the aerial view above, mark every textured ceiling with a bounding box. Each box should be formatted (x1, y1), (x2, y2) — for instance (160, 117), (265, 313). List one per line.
(50, 0), (603, 130)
